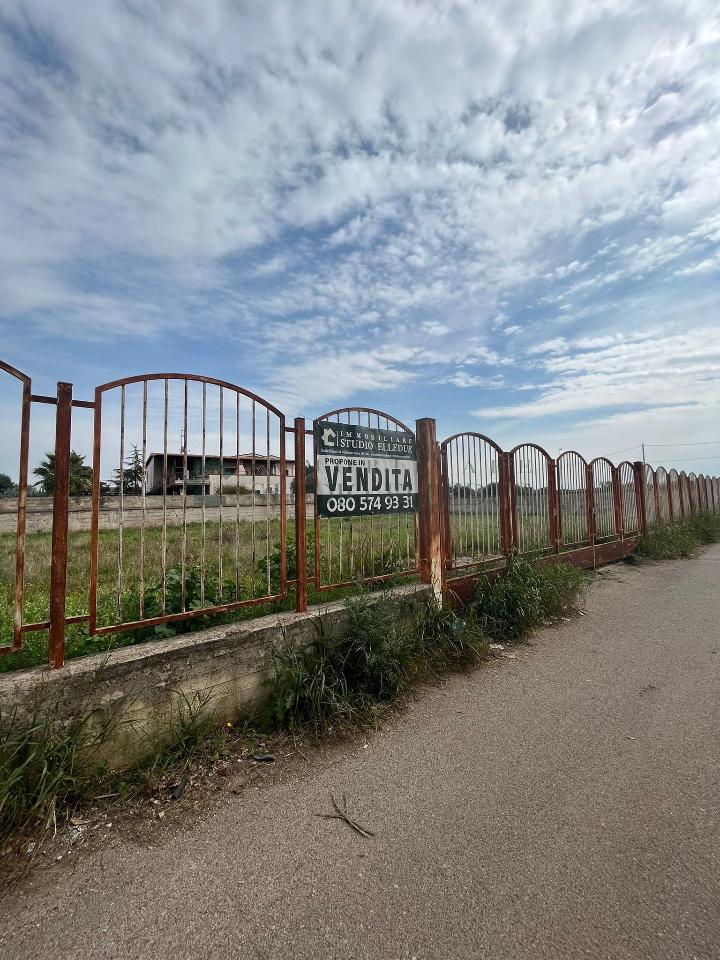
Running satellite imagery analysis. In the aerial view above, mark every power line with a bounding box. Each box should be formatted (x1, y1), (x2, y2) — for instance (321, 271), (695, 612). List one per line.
(644, 441), (720, 447)
(604, 444), (642, 458)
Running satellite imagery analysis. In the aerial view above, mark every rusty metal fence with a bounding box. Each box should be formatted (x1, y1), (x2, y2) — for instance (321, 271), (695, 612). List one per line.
(1, 357), (719, 669)
(440, 432), (720, 593)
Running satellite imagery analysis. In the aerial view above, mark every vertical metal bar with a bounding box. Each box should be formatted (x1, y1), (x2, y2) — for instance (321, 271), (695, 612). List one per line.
(294, 417), (308, 612)
(266, 407), (271, 596)
(116, 384), (125, 622)
(48, 381), (73, 669)
(161, 379), (168, 613)
(201, 382), (206, 604)
(235, 392), (240, 600)
(89, 390), (102, 636)
(251, 399), (256, 596)
(587, 464), (596, 546)
(140, 381), (147, 618)
(416, 418), (443, 601)
(508, 453), (518, 553)
(440, 445), (452, 566)
(549, 458), (560, 552)
(279, 413), (287, 595)
(218, 386), (224, 602)
(611, 465), (623, 539)
(633, 461), (647, 535)
(181, 379), (188, 612)
(12, 377), (31, 649)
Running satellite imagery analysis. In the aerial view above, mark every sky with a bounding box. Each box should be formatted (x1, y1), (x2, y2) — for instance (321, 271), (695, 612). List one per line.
(1, 0), (720, 481)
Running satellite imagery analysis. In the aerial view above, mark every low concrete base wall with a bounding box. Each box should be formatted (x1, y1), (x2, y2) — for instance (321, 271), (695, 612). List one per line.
(0, 584), (430, 771)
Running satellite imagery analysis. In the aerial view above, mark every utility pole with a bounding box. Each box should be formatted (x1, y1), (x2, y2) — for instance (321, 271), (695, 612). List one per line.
(642, 443), (646, 466)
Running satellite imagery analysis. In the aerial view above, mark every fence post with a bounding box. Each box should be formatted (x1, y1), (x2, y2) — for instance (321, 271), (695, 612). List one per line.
(548, 459), (561, 553)
(49, 381), (73, 669)
(653, 472), (662, 523)
(611, 466), (623, 539)
(633, 461), (647, 536)
(498, 452), (513, 556)
(293, 417), (308, 613)
(416, 418), (443, 603)
(586, 463), (596, 547)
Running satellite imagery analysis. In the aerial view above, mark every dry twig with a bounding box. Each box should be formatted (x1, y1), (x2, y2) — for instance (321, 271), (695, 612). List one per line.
(316, 793), (375, 838)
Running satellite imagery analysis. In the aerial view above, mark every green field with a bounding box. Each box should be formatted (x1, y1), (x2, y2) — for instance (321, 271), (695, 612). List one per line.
(0, 514), (418, 673)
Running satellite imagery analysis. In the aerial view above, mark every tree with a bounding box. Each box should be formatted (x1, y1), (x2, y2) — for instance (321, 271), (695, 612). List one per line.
(33, 451), (93, 496)
(113, 444), (144, 495)
(291, 462), (315, 495)
(0, 473), (15, 496)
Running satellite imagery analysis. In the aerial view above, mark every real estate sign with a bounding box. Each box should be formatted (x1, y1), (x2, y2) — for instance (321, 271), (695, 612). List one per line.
(314, 419), (418, 518)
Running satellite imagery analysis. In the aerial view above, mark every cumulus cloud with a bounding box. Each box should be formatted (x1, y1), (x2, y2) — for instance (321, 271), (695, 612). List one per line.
(0, 0), (718, 468)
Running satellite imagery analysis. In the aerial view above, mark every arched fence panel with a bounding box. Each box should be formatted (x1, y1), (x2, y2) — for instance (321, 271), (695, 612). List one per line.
(556, 451), (589, 549)
(312, 407), (418, 590)
(89, 374), (288, 636)
(441, 433), (505, 570)
(510, 444), (554, 556)
(618, 461), (638, 535)
(591, 457), (617, 541)
(688, 473), (699, 514)
(655, 467), (671, 521)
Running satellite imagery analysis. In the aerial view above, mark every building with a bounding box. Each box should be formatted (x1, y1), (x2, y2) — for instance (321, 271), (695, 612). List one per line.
(144, 452), (295, 496)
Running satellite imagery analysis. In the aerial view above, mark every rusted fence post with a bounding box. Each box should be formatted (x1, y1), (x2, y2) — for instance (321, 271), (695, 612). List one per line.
(49, 381), (73, 669)
(611, 466), (623, 539)
(416, 418), (443, 603)
(633, 461), (647, 536)
(586, 463), (596, 547)
(498, 452), (513, 557)
(293, 417), (308, 613)
(548, 459), (561, 553)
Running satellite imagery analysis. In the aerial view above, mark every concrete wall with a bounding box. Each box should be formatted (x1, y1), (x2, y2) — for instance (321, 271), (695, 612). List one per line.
(0, 584), (429, 771)
(0, 494), (316, 534)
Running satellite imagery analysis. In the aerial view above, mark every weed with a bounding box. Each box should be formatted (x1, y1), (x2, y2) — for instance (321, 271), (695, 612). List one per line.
(632, 513), (720, 562)
(0, 704), (111, 851)
(265, 590), (490, 733)
(470, 555), (587, 643)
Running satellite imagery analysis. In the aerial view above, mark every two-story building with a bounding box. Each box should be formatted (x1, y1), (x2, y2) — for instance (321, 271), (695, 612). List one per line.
(144, 452), (295, 496)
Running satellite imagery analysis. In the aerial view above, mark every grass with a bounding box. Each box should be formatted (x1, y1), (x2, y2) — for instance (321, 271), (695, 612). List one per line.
(632, 512), (720, 561)
(265, 592), (489, 733)
(0, 685), (235, 854)
(0, 515), (417, 673)
(469, 554), (587, 644)
(0, 701), (112, 852)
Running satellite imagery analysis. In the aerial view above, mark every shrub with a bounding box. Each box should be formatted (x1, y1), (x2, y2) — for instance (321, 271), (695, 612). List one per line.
(470, 555), (586, 643)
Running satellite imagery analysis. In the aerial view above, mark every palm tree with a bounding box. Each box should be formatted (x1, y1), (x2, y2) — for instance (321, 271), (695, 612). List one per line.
(33, 451), (93, 496)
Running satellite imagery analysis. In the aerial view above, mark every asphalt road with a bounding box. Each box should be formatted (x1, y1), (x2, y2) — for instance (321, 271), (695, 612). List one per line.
(2, 547), (719, 960)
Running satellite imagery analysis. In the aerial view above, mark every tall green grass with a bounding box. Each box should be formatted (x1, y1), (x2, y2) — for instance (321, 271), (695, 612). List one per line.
(469, 555), (587, 643)
(632, 512), (720, 561)
(265, 592), (488, 732)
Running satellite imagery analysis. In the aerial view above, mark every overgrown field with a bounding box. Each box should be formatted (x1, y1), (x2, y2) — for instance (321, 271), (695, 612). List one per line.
(0, 514), (417, 672)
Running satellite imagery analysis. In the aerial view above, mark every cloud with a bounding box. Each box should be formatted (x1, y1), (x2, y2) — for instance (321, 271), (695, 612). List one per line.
(0, 0), (719, 468)
(475, 325), (720, 421)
